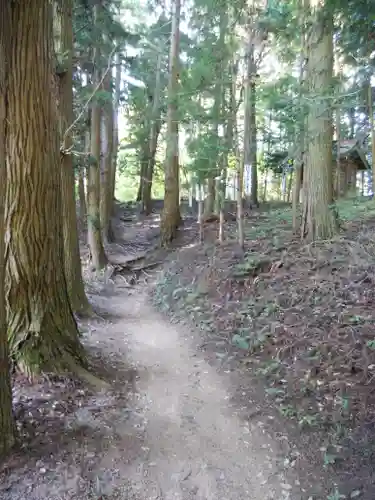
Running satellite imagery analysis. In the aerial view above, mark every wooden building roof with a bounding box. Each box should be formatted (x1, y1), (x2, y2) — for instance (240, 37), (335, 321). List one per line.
(334, 139), (370, 171)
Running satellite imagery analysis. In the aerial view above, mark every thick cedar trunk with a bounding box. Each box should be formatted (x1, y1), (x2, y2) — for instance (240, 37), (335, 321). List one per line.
(160, 0), (182, 245)
(110, 53), (121, 216)
(87, 3), (107, 269)
(0, 0), (15, 457)
(5, 0), (86, 374)
(301, 3), (338, 240)
(100, 72), (114, 243)
(55, 0), (91, 314)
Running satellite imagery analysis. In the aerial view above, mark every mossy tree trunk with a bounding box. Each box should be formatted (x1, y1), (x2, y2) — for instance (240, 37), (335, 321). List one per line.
(54, 0), (91, 315)
(87, 2), (107, 269)
(301, 2), (338, 240)
(160, 0), (182, 245)
(0, 0), (16, 457)
(5, 0), (86, 375)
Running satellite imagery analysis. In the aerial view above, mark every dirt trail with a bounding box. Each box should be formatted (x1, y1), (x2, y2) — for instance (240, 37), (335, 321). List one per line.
(89, 286), (302, 500)
(1, 281), (306, 500)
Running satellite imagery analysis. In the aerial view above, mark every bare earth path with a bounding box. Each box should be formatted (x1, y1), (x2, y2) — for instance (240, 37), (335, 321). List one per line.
(1, 281), (308, 500)
(89, 286), (303, 500)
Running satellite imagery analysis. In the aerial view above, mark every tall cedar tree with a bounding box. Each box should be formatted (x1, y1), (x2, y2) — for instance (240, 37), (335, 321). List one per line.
(87, 2), (108, 268)
(160, 0), (182, 244)
(54, 0), (91, 314)
(5, 0), (86, 375)
(0, 0), (16, 457)
(301, 1), (338, 240)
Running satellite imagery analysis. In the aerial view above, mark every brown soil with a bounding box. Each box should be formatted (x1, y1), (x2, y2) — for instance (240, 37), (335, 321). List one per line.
(1, 200), (374, 500)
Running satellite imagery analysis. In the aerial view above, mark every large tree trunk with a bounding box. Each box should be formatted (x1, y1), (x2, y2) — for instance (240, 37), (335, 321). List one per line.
(160, 0), (182, 245)
(54, 0), (91, 315)
(301, 3), (338, 240)
(0, 0), (15, 456)
(87, 3), (107, 269)
(5, 0), (86, 375)
(100, 72), (115, 243)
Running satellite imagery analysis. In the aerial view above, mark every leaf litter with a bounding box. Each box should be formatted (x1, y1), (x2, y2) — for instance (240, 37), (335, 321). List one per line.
(153, 198), (375, 500)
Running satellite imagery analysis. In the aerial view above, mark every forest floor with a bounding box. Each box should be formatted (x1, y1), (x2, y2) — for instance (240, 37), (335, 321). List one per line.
(1, 197), (375, 500)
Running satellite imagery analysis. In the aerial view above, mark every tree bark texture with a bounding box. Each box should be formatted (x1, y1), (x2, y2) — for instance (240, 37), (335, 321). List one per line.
(100, 72), (115, 243)
(143, 52), (163, 215)
(54, 0), (91, 314)
(87, 3), (107, 269)
(78, 165), (87, 223)
(301, 4), (338, 240)
(0, 0), (16, 457)
(110, 53), (121, 216)
(5, 0), (86, 375)
(160, 0), (182, 245)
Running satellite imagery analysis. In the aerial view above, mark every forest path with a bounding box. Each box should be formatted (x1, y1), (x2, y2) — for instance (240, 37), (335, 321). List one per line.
(88, 285), (302, 500)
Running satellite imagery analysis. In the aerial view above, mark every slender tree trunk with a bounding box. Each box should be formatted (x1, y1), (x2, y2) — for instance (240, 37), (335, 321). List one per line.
(249, 86), (258, 206)
(78, 166), (87, 223)
(286, 172), (293, 203)
(292, 0), (307, 231)
(368, 83), (375, 194)
(301, 3), (338, 240)
(54, 0), (91, 314)
(143, 124), (161, 214)
(87, 3), (107, 269)
(143, 52), (163, 215)
(0, 0), (16, 457)
(137, 148), (148, 202)
(5, 0), (86, 375)
(263, 174), (267, 202)
(243, 30), (258, 208)
(100, 72), (115, 243)
(334, 48), (342, 198)
(204, 178), (216, 215)
(160, 0), (182, 245)
(231, 61), (244, 249)
(110, 53), (121, 216)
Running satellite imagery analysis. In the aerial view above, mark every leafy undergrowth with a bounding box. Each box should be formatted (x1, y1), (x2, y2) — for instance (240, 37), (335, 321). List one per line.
(153, 197), (375, 499)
